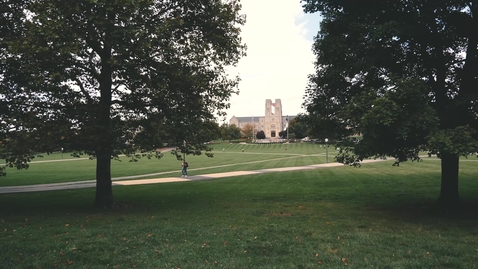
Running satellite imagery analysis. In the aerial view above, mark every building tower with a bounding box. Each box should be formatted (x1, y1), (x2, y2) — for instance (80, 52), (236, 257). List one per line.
(264, 99), (283, 140)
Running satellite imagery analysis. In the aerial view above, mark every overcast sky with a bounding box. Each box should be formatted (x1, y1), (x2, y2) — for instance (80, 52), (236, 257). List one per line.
(223, 1), (322, 123)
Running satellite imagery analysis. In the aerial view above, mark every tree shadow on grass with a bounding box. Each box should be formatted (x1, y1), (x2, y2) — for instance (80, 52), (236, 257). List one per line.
(367, 198), (478, 224)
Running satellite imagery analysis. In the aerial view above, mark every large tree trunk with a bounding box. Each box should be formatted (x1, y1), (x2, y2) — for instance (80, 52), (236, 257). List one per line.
(94, 38), (113, 208)
(437, 153), (461, 209)
(95, 150), (113, 207)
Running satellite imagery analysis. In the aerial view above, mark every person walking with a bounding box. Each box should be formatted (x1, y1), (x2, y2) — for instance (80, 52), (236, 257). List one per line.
(181, 160), (189, 177)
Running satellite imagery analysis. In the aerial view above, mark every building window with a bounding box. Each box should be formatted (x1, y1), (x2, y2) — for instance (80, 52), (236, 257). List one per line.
(271, 131), (276, 137)
(271, 124), (276, 129)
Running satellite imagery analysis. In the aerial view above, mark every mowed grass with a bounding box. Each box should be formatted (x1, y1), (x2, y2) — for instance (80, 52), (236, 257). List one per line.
(1, 158), (478, 268)
(0, 143), (330, 186)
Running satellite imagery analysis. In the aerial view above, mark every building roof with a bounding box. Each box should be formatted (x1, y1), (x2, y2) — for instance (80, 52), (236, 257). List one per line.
(231, 115), (297, 122)
(231, 116), (261, 122)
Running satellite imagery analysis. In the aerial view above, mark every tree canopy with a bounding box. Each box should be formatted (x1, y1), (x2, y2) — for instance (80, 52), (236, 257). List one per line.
(0, 0), (246, 207)
(241, 123), (254, 138)
(219, 123), (242, 141)
(287, 117), (308, 139)
(301, 0), (478, 208)
(256, 130), (266, 140)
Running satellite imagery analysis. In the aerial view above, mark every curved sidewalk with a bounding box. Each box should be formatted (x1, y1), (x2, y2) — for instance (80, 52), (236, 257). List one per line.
(0, 159), (385, 194)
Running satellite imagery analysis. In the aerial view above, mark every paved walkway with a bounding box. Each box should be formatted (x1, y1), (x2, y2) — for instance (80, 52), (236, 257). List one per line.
(0, 159), (388, 194)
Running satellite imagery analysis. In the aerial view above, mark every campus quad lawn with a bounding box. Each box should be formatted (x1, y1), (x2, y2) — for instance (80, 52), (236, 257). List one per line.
(1, 160), (477, 268)
(0, 143), (330, 186)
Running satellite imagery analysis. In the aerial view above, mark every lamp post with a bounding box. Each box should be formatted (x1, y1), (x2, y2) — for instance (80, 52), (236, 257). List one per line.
(286, 116), (289, 141)
(252, 115), (254, 143)
(325, 138), (329, 163)
(183, 140), (186, 162)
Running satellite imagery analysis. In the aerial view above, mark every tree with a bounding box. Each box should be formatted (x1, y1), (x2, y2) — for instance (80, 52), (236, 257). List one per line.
(288, 117), (308, 139)
(219, 124), (242, 141)
(197, 121), (221, 143)
(256, 130), (266, 139)
(241, 124), (254, 138)
(0, 0), (246, 207)
(278, 130), (287, 139)
(302, 0), (478, 209)
(0, 0), (30, 177)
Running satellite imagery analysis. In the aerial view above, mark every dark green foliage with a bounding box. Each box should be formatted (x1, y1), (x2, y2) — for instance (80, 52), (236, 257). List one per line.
(301, 0), (478, 207)
(256, 130), (266, 139)
(287, 117), (308, 139)
(219, 123), (242, 141)
(0, 0), (245, 206)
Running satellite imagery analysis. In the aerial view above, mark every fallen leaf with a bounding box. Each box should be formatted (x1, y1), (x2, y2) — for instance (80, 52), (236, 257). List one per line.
(326, 248), (338, 254)
(65, 224), (69, 227)
(318, 261), (323, 265)
(147, 234), (153, 237)
(315, 253), (319, 257)
(67, 260), (73, 265)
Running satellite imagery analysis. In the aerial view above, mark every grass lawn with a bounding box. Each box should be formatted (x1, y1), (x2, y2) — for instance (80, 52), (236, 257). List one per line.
(1, 155), (477, 268)
(0, 143), (331, 186)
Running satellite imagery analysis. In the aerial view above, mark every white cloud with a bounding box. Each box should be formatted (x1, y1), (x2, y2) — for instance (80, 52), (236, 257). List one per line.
(224, 0), (320, 122)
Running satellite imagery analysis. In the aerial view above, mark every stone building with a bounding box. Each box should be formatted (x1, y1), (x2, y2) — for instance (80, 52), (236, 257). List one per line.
(229, 99), (295, 140)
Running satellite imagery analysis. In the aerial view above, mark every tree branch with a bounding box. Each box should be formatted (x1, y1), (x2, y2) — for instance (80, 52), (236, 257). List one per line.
(75, 78), (94, 104)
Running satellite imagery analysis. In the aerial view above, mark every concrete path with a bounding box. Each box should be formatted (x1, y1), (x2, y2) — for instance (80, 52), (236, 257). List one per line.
(0, 159), (387, 194)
